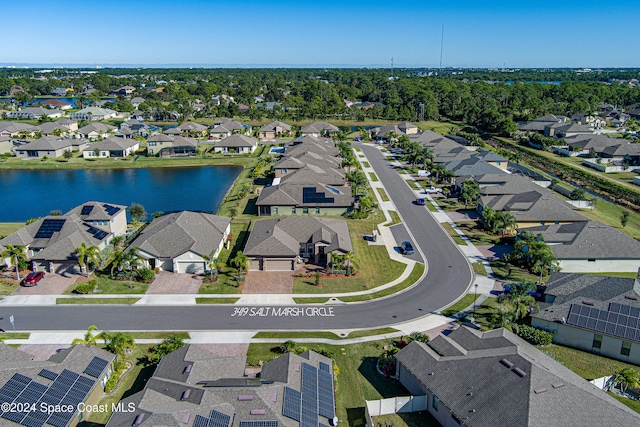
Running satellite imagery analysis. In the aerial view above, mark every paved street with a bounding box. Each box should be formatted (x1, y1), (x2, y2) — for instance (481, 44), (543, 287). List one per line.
(0, 144), (473, 332)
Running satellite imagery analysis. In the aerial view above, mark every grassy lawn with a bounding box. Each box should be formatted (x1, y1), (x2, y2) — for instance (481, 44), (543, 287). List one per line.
(472, 261), (487, 276)
(293, 297), (331, 304)
(376, 187), (390, 202)
(538, 344), (640, 380)
(64, 274), (149, 294)
(368, 172), (379, 182)
(440, 294), (481, 317)
(339, 263), (425, 302)
(196, 297), (240, 304)
(405, 180), (419, 190)
(425, 201), (438, 212)
(56, 297), (140, 304)
(294, 211), (405, 294)
(433, 198), (468, 211)
(576, 198), (640, 241)
(247, 340), (413, 427)
(86, 344), (156, 424)
(253, 328), (398, 340)
(440, 222), (467, 245)
(489, 260), (543, 284)
(128, 332), (190, 340)
(580, 272), (640, 278)
(387, 210), (402, 225)
(0, 332), (31, 340)
(362, 161), (371, 168)
(609, 392), (640, 415)
(455, 222), (501, 246)
(0, 280), (18, 295)
(0, 222), (23, 238)
(473, 297), (514, 331)
(198, 268), (245, 294)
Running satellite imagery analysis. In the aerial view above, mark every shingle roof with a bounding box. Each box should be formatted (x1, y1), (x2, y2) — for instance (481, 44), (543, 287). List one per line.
(78, 122), (116, 134)
(481, 190), (587, 224)
(445, 157), (506, 176)
(18, 135), (73, 151)
(280, 164), (345, 186)
(83, 136), (138, 152)
(395, 326), (640, 427)
(300, 121), (339, 133)
(214, 134), (258, 148)
(128, 211), (230, 258)
(260, 120), (291, 132)
(244, 217), (352, 257)
(255, 183), (353, 209)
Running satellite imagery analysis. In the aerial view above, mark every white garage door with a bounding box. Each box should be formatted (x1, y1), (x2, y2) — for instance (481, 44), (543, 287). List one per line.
(264, 259), (294, 271)
(249, 259), (262, 271)
(176, 262), (205, 274)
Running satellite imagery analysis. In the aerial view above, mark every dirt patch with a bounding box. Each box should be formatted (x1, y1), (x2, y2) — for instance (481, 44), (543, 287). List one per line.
(243, 271), (294, 294)
(13, 274), (78, 295)
(146, 271), (203, 294)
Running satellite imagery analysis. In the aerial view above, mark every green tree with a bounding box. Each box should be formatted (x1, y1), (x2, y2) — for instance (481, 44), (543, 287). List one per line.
(407, 331), (430, 343)
(202, 251), (220, 281)
(610, 368), (640, 393)
(149, 336), (186, 363)
(280, 340), (296, 353)
(460, 179), (480, 208)
(494, 211), (517, 237)
(63, 150), (73, 160)
(74, 242), (102, 276)
(101, 331), (134, 362)
(128, 203), (147, 225)
(621, 210), (629, 228)
(230, 251), (250, 276)
(71, 325), (99, 347)
(1, 244), (27, 281)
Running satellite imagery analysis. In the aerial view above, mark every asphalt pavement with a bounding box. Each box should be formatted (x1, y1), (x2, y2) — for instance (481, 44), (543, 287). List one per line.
(1, 144), (473, 332)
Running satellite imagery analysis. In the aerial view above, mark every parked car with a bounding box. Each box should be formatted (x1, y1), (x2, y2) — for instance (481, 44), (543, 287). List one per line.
(354, 136), (362, 142)
(424, 186), (442, 194)
(400, 241), (415, 255)
(22, 271), (45, 287)
(414, 198), (426, 206)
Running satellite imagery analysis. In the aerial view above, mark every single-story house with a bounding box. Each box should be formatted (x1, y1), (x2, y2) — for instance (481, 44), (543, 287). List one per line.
(69, 107), (117, 121)
(77, 122), (117, 140)
(300, 121), (339, 137)
(127, 211), (231, 274)
(518, 114), (568, 133)
(545, 123), (593, 138)
(213, 134), (258, 154)
(6, 107), (63, 120)
(445, 157), (506, 177)
(280, 164), (346, 186)
(209, 120), (245, 139)
(283, 136), (340, 157)
(178, 121), (209, 136)
(394, 325), (640, 427)
(130, 96), (145, 108)
(36, 99), (73, 110)
(147, 135), (198, 157)
(105, 346), (335, 427)
(0, 345), (115, 426)
(532, 272), (640, 365)
(274, 151), (341, 178)
(0, 121), (37, 137)
(1, 201), (127, 273)
(523, 221), (640, 272)
(14, 136), (75, 158)
(256, 182), (353, 217)
(259, 120), (292, 139)
(82, 137), (140, 158)
(244, 216), (352, 271)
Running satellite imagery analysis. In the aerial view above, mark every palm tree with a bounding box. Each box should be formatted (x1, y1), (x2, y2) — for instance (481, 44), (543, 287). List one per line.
(110, 235), (126, 250)
(460, 179), (480, 208)
(74, 243), (102, 276)
(1, 244), (27, 282)
(494, 211), (517, 238)
(109, 249), (126, 278)
(101, 331), (135, 362)
(202, 251), (219, 281)
(407, 331), (430, 343)
(341, 157), (357, 173)
(481, 207), (497, 233)
(610, 368), (640, 393)
(342, 251), (358, 275)
(123, 248), (143, 278)
(230, 251), (250, 276)
(72, 325), (99, 347)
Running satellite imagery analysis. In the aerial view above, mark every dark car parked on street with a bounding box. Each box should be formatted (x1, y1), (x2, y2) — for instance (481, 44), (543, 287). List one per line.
(400, 241), (414, 255)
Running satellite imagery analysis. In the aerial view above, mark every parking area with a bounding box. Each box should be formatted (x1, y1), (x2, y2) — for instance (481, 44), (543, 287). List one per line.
(146, 271), (203, 294)
(243, 271), (294, 294)
(13, 273), (77, 295)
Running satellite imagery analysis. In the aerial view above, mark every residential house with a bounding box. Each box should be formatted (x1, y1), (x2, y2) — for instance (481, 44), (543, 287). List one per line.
(256, 182), (353, 216)
(0, 345), (115, 427)
(545, 123), (593, 138)
(8, 85), (26, 95)
(274, 151), (341, 178)
(128, 211), (230, 274)
(147, 135), (199, 157)
(600, 143), (640, 166)
(105, 346), (335, 427)
(259, 120), (292, 139)
(518, 114), (567, 133)
(82, 136), (140, 158)
(571, 113), (606, 128)
(178, 121), (209, 137)
(0, 201), (127, 273)
(245, 217), (352, 271)
(0, 136), (14, 154)
(36, 121), (74, 136)
(37, 98), (73, 110)
(394, 325), (640, 427)
(0, 121), (37, 137)
(474, 149), (508, 170)
(116, 119), (149, 138)
(397, 121), (419, 134)
(283, 136), (340, 158)
(130, 96), (145, 108)
(532, 272), (640, 365)
(213, 134), (258, 154)
(14, 136), (75, 158)
(51, 87), (70, 96)
(256, 101), (281, 110)
(560, 134), (625, 156)
(280, 164), (346, 186)
(300, 121), (339, 137)
(445, 157), (506, 177)
(78, 122), (116, 140)
(210, 119), (245, 139)
(114, 85), (135, 95)
(523, 221), (640, 272)
(6, 107), (63, 120)
(69, 107), (117, 121)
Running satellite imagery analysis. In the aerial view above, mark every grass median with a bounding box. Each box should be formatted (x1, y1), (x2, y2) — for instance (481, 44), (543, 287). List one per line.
(440, 222), (467, 245)
(56, 297), (141, 304)
(196, 297), (240, 304)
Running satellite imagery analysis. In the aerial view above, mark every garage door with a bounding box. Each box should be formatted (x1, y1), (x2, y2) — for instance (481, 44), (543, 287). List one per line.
(177, 262), (205, 274)
(249, 259), (262, 271)
(264, 259), (294, 271)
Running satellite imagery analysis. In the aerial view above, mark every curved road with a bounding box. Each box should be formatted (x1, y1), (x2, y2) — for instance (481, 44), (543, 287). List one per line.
(2, 144), (473, 331)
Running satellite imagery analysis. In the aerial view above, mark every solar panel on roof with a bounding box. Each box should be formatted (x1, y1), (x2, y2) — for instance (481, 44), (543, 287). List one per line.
(21, 410), (49, 427)
(193, 415), (210, 427)
(12, 374), (33, 385)
(38, 369), (58, 381)
(84, 224), (110, 241)
(209, 409), (231, 427)
(83, 356), (109, 378)
(1, 410), (27, 423)
(81, 205), (94, 216)
(103, 204), (121, 216)
(609, 302), (622, 313)
(283, 387), (302, 421)
(319, 362), (330, 373)
(238, 421), (278, 427)
(34, 219), (66, 239)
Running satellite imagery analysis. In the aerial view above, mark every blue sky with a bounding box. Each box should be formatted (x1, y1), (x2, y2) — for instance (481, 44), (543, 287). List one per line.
(2, 0), (638, 68)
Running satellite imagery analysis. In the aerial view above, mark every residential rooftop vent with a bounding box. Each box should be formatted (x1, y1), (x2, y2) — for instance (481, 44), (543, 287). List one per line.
(238, 395), (253, 401)
(181, 389), (191, 400)
(182, 413), (191, 423)
(250, 409), (266, 415)
(625, 295), (638, 301)
(500, 359), (514, 368)
(183, 365), (192, 374)
(133, 414), (144, 425)
(552, 382), (565, 389)
(271, 392), (277, 402)
(513, 368), (527, 378)
(534, 388), (547, 394)
(582, 301), (594, 306)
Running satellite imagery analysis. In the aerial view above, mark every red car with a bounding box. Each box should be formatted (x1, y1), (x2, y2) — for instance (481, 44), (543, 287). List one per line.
(22, 271), (45, 286)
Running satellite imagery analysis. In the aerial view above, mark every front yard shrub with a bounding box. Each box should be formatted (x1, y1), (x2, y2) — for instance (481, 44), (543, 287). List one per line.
(513, 324), (553, 345)
(137, 268), (156, 283)
(74, 280), (96, 294)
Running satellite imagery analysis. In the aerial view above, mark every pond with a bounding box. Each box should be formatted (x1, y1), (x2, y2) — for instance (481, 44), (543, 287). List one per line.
(0, 166), (242, 222)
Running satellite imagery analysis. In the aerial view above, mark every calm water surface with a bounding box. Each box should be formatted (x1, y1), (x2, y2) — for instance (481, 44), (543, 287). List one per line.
(0, 166), (242, 222)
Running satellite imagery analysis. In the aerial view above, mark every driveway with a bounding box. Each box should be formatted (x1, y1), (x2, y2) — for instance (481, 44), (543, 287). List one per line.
(13, 273), (77, 295)
(476, 244), (513, 261)
(146, 271), (203, 294)
(242, 271), (294, 294)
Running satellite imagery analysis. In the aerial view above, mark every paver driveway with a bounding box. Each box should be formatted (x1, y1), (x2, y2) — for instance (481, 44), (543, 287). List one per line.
(242, 271), (294, 294)
(13, 274), (77, 295)
(146, 271), (203, 294)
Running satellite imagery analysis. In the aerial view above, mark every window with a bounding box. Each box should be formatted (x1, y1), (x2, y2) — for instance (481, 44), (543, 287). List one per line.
(316, 207), (320, 214)
(148, 142), (157, 146)
(282, 168), (287, 174)
(592, 334), (602, 349)
(588, 258), (596, 262)
(621, 341), (632, 356)
(273, 207), (278, 215)
(291, 207), (296, 214)
(432, 395), (439, 411)
(303, 207), (309, 214)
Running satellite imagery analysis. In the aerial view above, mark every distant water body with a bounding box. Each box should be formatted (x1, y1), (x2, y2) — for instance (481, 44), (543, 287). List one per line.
(0, 166), (242, 222)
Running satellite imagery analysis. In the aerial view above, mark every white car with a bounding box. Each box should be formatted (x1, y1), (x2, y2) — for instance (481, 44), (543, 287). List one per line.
(424, 186), (442, 194)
